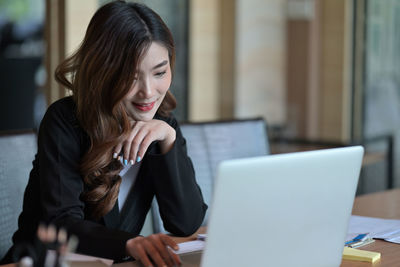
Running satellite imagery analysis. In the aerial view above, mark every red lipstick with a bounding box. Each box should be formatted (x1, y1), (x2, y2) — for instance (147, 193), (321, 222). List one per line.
(133, 101), (156, 112)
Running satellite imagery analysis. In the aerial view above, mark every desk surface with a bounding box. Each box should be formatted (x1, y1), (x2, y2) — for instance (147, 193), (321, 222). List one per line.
(339, 189), (400, 267)
(3, 189), (400, 267)
(116, 189), (400, 267)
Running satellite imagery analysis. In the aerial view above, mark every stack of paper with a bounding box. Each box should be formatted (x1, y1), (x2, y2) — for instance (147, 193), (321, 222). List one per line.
(176, 240), (205, 254)
(176, 234), (207, 254)
(348, 215), (400, 244)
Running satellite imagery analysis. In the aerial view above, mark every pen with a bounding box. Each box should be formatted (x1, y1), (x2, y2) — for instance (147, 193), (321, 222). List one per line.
(350, 238), (375, 248)
(345, 233), (368, 245)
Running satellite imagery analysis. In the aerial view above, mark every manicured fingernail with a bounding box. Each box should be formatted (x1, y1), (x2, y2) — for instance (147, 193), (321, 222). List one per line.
(136, 156), (141, 162)
(117, 156), (121, 161)
(124, 159), (128, 165)
(113, 152), (118, 159)
(130, 160), (134, 165)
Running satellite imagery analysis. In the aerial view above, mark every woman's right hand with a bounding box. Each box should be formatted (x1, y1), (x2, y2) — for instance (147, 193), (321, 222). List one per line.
(113, 119), (176, 165)
(126, 234), (181, 267)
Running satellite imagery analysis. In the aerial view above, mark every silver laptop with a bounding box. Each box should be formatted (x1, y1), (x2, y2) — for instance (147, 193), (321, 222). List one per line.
(182, 146), (364, 267)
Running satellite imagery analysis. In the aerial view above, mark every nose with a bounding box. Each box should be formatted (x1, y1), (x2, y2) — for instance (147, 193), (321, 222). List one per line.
(137, 76), (154, 99)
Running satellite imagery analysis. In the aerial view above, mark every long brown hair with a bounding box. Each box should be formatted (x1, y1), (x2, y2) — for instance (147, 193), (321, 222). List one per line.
(55, 0), (176, 220)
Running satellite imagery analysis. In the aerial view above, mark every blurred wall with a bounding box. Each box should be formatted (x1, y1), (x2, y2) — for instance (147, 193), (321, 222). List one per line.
(189, 0), (220, 121)
(234, 0), (286, 125)
(286, 0), (353, 142)
(189, 0), (287, 126)
(45, 0), (96, 105)
(65, 0), (97, 56)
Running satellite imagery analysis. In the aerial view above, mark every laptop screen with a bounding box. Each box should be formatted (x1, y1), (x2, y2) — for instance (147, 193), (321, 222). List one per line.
(201, 146), (363, 267)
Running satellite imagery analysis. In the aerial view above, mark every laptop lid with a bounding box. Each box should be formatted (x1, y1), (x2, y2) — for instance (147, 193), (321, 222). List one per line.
(200, 146), (364, 267)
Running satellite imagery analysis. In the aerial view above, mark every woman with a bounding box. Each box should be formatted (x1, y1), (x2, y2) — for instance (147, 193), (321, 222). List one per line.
(1, 1), (207, 266)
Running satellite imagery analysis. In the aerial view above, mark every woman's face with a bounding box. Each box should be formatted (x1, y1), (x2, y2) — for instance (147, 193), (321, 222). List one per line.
(124, 42), (172, 121)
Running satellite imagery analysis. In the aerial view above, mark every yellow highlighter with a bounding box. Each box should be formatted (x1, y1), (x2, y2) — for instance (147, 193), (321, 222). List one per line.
(343, 247), (381, 263)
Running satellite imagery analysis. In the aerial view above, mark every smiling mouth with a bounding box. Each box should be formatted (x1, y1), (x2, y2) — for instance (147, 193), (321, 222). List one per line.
(133, 101), (156, 112)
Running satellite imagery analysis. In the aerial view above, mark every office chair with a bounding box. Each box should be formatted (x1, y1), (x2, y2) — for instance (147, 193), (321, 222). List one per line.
(151, 118), (270, 233)
(0, 130), (37, 259)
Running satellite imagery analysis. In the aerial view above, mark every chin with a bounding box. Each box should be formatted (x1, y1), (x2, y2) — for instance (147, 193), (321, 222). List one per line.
(135, 107), (160, 120)
(131, 113), (154, 122)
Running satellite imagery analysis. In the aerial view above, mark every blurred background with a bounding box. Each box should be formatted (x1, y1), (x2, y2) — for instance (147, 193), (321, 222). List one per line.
(0, 0), (399, 195)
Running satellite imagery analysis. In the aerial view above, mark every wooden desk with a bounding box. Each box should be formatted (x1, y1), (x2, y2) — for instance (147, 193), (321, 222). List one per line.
(3, 190), (400, 267)
(116, 189), (400, 267)
(340, 189), (400, 267)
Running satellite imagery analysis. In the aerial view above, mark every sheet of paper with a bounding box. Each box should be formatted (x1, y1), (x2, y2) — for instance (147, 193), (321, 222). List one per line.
(176, 240), (205, 255)
(348, 215), (400, 244)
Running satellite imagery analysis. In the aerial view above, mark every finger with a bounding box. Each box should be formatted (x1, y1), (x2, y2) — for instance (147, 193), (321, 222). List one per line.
(37, 223), (46, 241)
(123, 122), (140, 165)
(149, 235), (174, 267)
(137, 130), (157, 162)
(113, 143), (122, 160)
(123, 138), (132, 166)
(130, 126), (149, 163)
(46, 224), (57, 243)
(126, 122), (143, 164)
(160, 234), (179, 251)
(143, 239), (167, 267)
(57, 228), (67, 244)
(168, 247), (182, 267)
(134, 244), (153, 267)
(57, 228), (68, 254)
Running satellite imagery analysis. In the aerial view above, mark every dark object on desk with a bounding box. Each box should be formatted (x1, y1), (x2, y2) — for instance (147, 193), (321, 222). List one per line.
(12, 240), (46, 267)
(11, 225), (78, 267)
(0, 130), (37, 259)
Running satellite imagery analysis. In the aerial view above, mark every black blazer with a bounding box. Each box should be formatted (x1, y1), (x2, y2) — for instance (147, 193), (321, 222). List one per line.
(2, 97), (207, 263)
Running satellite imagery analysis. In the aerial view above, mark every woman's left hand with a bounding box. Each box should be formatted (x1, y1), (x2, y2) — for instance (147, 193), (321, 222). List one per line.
(114, 119), (176, 164)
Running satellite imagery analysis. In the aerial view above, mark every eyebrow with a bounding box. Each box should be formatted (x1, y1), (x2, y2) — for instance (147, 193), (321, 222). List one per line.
(152, 60), (168, 70)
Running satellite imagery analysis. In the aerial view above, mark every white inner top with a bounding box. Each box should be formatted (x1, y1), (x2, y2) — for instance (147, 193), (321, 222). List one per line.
(118, 161), (142, 211)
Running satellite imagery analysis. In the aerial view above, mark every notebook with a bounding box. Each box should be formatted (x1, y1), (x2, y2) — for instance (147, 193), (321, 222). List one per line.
(181, 146), (364, 267)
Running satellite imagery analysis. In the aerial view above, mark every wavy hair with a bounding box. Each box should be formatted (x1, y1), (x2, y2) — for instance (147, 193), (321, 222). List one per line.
(55, 0), (176, 219)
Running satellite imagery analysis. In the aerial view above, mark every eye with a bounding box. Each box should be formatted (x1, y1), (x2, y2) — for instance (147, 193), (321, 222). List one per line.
(155, 71), (166, 77)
